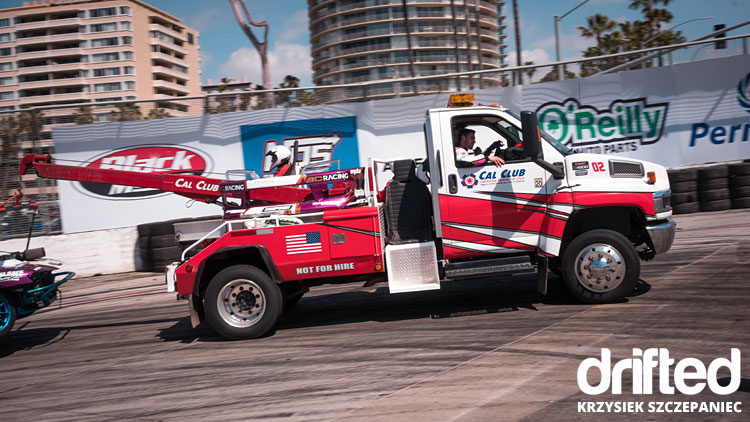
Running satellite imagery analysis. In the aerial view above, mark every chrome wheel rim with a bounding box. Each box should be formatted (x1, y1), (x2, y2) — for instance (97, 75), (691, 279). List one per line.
(0, 295), (12, 331)
(574, 243), (626, 293)
(216, 279), (266, 328)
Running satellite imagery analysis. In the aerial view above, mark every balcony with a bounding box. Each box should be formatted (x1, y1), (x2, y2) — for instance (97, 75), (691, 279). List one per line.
(19, 91), (88, 105)
(151, 51), (187, 66)
(16, 62), (86, 74)
(152, 65), (189, 80)
(19, 77), (87, 89)
(18, 47), (84, 59)
(153, 79), (190, 93)
(150, 38), (188, 55)
(15, 32), (84, 45)
(149, 24), (187, 43)
(15, 17), (83, 30)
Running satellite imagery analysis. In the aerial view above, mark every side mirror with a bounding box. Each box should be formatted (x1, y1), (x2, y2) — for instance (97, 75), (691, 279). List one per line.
(521, 111), (543, 160)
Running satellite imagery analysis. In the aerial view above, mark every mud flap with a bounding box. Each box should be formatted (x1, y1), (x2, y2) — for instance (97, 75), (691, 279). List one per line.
(188, 294), (203, 328)
(536, 256), (548, 295)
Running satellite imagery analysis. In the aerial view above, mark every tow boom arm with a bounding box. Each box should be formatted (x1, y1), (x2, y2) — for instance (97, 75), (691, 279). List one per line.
(20, 154), (223, 202)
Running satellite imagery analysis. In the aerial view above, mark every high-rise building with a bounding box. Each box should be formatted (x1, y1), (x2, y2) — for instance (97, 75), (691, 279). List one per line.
(0, 0), (202, 117)
(309, 0), (506, 101)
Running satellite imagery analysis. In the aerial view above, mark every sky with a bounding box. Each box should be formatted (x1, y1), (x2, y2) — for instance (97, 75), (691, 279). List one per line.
(2, 0), (749, 87)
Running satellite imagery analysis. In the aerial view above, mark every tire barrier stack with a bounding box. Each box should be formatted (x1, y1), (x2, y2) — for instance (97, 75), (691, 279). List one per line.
(137, 216), (217, 272)
(668, 161), (750, 215)
(667, 168), (699, 214)
(729, 162), (750, 209)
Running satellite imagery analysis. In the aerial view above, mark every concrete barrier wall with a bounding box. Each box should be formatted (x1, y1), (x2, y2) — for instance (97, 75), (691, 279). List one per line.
(0, 226), (141, 277)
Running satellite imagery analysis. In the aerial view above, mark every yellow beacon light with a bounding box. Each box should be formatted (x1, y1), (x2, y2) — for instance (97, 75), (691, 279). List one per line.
(448, 93), (474, 107)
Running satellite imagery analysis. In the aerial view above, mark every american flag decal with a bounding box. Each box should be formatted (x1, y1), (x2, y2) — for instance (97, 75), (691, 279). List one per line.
(286, 232), (322, 254)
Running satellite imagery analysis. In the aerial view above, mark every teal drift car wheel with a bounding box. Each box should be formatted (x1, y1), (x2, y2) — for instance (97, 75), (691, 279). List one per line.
(0, 291), (16, 339)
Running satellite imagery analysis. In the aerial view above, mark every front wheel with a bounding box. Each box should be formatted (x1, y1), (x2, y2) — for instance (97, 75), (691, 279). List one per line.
(562, 229), (640, 304)
(0, 291), (17, 339)
(204, 265), (283, 340)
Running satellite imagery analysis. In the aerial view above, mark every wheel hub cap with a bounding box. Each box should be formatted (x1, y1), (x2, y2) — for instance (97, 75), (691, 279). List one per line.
(217, 279), (266, 328)
(574, 243), (626, 293)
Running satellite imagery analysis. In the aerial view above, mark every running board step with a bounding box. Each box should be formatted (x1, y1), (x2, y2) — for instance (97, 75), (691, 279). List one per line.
(444, 256), (534, 280)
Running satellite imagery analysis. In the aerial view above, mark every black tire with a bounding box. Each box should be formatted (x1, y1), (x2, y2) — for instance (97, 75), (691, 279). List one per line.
(731, 197), (750, 209)
(699, 188), (730, 202)
(698, 178), (728, 190)
(204, 265), (283, 340)
(137, 221), (175, 237)
(698, 165), (729, 180)
(0, 291), (17, 339)
(145, 234), (179, 249)
(671, 191), (698, 205)
(670, 180), (698, 193)
(667, 168), (697, 183)
(730, 186), (750, 198)
(149, 245), (183, 262)
(700, 199), (731, 212)
(561, 229), (640, 304)
(728, 162), (750, 176)
(730, 175), (750, 189)
(672, 202), (700, 214)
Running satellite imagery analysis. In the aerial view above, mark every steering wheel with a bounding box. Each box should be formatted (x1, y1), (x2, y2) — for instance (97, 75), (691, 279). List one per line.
(503, 146), (524, 162)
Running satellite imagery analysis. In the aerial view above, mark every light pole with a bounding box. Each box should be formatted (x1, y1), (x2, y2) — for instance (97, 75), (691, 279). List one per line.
(554, 0), (590, 80)
(640, 16), (712, 68)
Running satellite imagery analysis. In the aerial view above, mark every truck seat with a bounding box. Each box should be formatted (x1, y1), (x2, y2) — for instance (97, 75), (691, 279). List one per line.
(384, 159), (433, 244)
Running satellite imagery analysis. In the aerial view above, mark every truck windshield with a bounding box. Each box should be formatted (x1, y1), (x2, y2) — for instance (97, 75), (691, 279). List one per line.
(505, 110), (573, 156)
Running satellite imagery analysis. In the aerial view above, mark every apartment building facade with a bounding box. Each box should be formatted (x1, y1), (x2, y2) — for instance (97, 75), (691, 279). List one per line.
(0, 0), (201, 119)
(309, 0), (507, 101)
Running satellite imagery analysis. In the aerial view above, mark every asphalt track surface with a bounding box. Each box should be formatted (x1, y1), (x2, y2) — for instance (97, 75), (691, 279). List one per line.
(1, 209), (749, 421)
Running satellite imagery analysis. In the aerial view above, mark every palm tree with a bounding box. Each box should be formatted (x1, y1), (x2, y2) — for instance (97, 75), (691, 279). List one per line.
(112, 103), (142, 122)
(578, 13), (617, 51)
(73, 106), (94, 125)
(147, 108), (172, 120)
(278, 75), (300, 107)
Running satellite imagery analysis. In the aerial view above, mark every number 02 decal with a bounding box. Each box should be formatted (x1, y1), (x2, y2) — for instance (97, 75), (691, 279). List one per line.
(592, 162), (606, 172)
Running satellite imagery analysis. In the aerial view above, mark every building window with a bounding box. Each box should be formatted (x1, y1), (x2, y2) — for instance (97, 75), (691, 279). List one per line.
(0, 76), (13, 85)
(90, 8), (116, 18)
(122, 51), (133, 60)
(120, 21), (132, 30)
(125, 96), (136, 100)
(91, 37), (119, 47)
(0, 33), (10, 43)
(0, 48), (10, 57)
(94, 82), (121, 92)
(124, 81), (135, 90)
(188, 33), (194, 45)
(93, 67), (120, 77)
(175, 64), (187, 73)
(0, 105), (14, 111)
(121, 36), (132, 45)
(0, 19), (9, 28)
(123, 66), (134, 74)
(120, 6), (131, 16)
(94, 113), (112, 123)
(0, 62), (11, 71)
(0, 91), (14, 100)
(92, 52), (119, 62)
(95, 97), (122, 102)
(90, 22), (117, 32)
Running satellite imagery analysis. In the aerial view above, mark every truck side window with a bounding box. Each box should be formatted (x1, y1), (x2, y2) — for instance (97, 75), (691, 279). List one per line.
(452, 116), (520, 167)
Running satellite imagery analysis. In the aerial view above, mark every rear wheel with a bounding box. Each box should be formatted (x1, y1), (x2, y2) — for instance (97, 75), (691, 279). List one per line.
(562, 229), (640, 304)
(0, 291), (16, 339)
(204, 265), (282, 340)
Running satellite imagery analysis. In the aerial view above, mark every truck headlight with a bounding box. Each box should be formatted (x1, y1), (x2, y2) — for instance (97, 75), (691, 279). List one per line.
(653, 189), (672, 214)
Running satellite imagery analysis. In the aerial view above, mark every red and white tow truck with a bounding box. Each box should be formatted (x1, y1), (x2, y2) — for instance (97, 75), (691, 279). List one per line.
(21, 94), (676, 339)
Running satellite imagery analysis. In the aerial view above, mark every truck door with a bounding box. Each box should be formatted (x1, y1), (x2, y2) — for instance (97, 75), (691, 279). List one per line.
(436, 110), (552, 259)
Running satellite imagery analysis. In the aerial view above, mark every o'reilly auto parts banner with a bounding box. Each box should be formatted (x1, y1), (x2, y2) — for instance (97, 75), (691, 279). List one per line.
(523, 54), (750, 167)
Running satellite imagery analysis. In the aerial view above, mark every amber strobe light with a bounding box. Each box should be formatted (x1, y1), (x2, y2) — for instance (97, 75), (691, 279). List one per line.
(647, 171), (656, 184)
(448, 93), (474, 107)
